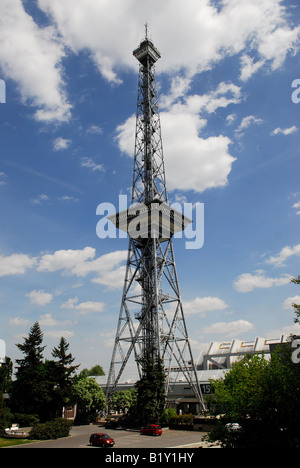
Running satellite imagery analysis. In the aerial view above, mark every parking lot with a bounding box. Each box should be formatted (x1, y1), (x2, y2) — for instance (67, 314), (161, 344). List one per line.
(8, 424), (209, 449)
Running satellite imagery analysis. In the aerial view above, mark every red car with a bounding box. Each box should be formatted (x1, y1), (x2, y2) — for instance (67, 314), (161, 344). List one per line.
(89, 433), (115, 447)
(140, 424), (162, 436)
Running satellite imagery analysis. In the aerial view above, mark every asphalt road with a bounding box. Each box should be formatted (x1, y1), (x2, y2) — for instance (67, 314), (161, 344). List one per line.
(7, 424), (208, 449)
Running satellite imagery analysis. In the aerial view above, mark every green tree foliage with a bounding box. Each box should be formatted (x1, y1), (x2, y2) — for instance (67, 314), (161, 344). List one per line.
(0, 357), (13, 394)
(79, 364), (105, 378)
(11, 322), (48, 418)
(208, 350), (300, 448)
(0, 390), (7, 432)
(10, 322), (80, 421)
(291, 276), (300, 325)
(109, 388), (137, 413)
(72, 377), (106, 423)
(0, 357), (13, 432)
(133, 352), (166, 425)
(50, 337), (80, 415)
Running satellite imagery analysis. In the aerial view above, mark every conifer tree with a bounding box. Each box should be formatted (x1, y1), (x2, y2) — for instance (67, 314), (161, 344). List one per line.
(51, 337), (79, 416)
(11, 322), (47, 417)
(134, 352), (166, 425)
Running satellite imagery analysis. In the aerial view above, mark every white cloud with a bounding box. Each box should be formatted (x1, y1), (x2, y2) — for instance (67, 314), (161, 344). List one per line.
(203, 319), (254, 337)
(38, 246), (96, 273)
(61, 297), (79, 309)
(183, 296), (228, 317)
(39, 313), (72, 327)
(292, 201), (300, 216)
(0, 247), (127, 290)
(74, 301), (106, 315)
(239, 54), (265, 81)
(235, 115), (263, 135)
(60, 297), (105, 315)
(30, 194), (49, 205)
(233, 269), (291, 292)
(44, 329), (74, 339)
(9, 317), (31, 327)
(257, 20), (300, 70)
(0, 172), (7, 186)
(26, 289), (53, 306)
(271, 126), (298, 136)
(58, 195), (79, 202)
(53, 137), (72, 150)
(0, 253), (37, 277)
(0, 0), (71, 122)
(38, 247), (127, 290)
(38, 0), (300, 81)
(265, 244), (300, 267)
(86, 125), (103, 135)
(80, 157), (104, 172)
(0, 0), (298, 122)
(162, 115), (235, 192)
(116, 82), (238, 193)
(283, 295), (300, 310)
(266, 323), (300, 339)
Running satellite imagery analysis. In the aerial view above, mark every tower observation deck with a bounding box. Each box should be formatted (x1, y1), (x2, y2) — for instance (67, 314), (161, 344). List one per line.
(106, 33), (205, 412)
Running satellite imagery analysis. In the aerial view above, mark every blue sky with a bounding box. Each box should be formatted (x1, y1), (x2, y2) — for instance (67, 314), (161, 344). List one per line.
(0, 0), (299, 373)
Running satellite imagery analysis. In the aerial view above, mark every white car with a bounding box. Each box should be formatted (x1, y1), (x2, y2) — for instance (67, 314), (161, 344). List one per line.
(225, 423), (242, 431)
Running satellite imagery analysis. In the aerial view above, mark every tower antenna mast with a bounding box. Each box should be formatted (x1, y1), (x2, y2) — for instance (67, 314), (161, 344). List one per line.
(106, 31), (205, 412)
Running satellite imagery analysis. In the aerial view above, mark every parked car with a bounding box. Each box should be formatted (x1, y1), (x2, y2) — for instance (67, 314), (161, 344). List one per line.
(225, 423), (242, 432)
(140, 424), (162, 436)
(89, 433), (115, 447)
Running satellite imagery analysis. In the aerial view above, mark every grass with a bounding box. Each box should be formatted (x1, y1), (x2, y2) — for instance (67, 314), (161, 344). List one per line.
(0, 437), (34, 448)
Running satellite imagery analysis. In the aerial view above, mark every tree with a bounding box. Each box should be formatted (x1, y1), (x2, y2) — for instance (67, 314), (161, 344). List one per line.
(0, 390), (7, 433)
(11, 322), (48, 417)
(0, 357), (13, 431)
(208, 350), (300, 448)
(79, 365), (105, 378)
(15, 322), (45, 369)
(46, 337), (80, 418)
(291, 276), (300, 325)
(133, 352), (166, 425)
(0, 357), (13, 393)
(109, 389), (137, 414)
(71, 377), (106, 423)
(11, 324), (80, 421)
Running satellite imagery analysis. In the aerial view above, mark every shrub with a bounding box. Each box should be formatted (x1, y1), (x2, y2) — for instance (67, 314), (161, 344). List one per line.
(170, 413), (194, 425)
(160, 407), (177, 426)
(29, 418), (72, 440)
(13, 413), (39, 427)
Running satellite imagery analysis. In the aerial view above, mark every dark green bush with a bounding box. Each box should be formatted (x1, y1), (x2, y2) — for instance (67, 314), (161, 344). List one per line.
(13, 413), (39, 427)
(170, 413), (194, 425)
(29, 418), (72, 440)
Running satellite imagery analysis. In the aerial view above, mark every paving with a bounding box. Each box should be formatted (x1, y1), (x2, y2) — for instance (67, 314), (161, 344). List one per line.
(4, 424), (221, 449)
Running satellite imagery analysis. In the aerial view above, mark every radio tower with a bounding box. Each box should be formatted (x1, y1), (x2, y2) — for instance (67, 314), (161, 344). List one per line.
(106, 28), (205, 412)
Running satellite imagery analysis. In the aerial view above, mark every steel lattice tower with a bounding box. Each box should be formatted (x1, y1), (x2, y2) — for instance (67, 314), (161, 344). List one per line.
(106, 32), (205, 412)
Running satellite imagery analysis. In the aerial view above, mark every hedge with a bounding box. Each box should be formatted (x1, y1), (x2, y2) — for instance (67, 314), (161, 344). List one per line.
(29, 418), (72, 440)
